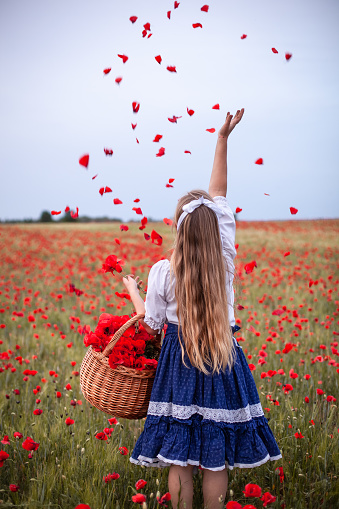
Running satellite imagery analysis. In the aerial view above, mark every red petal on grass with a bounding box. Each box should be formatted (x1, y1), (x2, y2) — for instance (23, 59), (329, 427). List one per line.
(174, 1), (180, 8)
(212, 104), (220, 110)
(99, 188), (105, 196)
(115, 77), (122, 84)
(155, 55), (162, 64)
(240, 34), (247, 39)
(103, 68), (111, 75)
(92, 174), (98, 180)
(184, 150), (191, 154)
(255, 158), (263, 165)
(79, 154), (89, 168)
(167, 66), (177, 72)
(163, 218), (173, 226)
(285, 53), (292, 61)
(113, 199), (123, 205)
(132, 207), (143, 215)
(235, 207), (242, 213)
(129, 16), (138, 23)
(272, 48), (278, 54)
(156, 147), (165, 157)
(206, 128), (215, 133)
(51, 210), (61, 215)
(168, 178), (175, 183)
(131, 123), (137, 130)
(153, 134), (163, 142)
(201, 5), (209, 12)
(187, 108), (194, 116)
(104, 148), (113, 155)
(167, 11), (171, 19)
(290, 207), (298, 215)
(192, 23), (203, 28)
(132, 101), (140, 113)
(144, 233), (150, 240)
(105, 186), (112, 193)
(143, 22), (151, 31)
(118, 54), (128, 63)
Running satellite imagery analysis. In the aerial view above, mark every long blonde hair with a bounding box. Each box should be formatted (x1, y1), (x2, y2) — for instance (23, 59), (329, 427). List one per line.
(170, 189), (237, 376)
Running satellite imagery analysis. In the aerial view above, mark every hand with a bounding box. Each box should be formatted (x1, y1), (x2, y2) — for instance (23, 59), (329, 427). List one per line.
(218, 108), (245, 139)
(122, 274), (143, 294)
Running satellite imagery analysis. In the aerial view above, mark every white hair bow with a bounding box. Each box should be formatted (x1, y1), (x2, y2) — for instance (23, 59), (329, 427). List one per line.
(176, 196), (224, 230)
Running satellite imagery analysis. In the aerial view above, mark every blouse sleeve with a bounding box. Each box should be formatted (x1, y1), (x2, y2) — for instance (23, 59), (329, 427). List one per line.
(144, 259), (170, 333)
(213, 196), (237, 262)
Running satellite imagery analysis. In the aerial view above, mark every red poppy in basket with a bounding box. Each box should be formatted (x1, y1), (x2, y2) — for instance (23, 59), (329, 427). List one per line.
(102, 255), (123, 275)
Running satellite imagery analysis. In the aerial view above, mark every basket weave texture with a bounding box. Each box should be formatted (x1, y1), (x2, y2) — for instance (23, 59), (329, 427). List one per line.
(80, 313), (161, 419)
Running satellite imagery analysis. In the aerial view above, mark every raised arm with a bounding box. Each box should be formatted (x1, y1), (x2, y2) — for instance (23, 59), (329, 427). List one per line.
(208, 109), (245, 198)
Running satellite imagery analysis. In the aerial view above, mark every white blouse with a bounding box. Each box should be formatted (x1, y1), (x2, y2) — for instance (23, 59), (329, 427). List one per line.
(144, 196), (237, 333)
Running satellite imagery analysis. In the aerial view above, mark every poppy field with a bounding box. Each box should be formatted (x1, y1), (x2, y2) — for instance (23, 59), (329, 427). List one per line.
(0, 219), (338, 509)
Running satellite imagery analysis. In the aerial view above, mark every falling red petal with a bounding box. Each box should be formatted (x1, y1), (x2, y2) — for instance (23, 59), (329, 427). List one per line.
(187, 108), (195, 116)
(237, 305), (244, 310)
(120, 225), (129, 231)
(129, 16), (138, 23)
(105, 186), (112, 193)
(174, 1), (180, 8)
(79, 154), (89, 168)
(118, 54), (129, 63)
(115, 77), (122, 84)
(285, 53), (292, 61)
(155, 55), (162, 64)
(201, 4), (209, 12)
(167, 66), (177, 73)
(104, 148), (113, 156)
(164, 218), (173, 226)
(113, 198), (123, 205)
(206, 128), (215, 133)
(168, 178), (175, 183)
(142, 29), (147, 38)
(132, 207), (143, 215)
(272, 48), (278, 54)
(192, 23), (203, 28)
(143, 22), (151, 31)
(147, 33), (152, 39)
(92, 174), (98, 180)
(134, 199), (140, 203)
(255, 158), (263, 165)
(114, 238), (120, 245)
(168, 115), (182, 123)
(136, 138), (139, 144)
(156, 147), (165, 157)
(153, 134), (163, 142)
(212, 104), (220, 110)
(235, 207), (242, 213)
(144, 233), (150, 240)
(99, 188), (105, 196)
(151, 229), (163, 246)
(103, 68), (111, 75)
(167, 11), (171, 19)
(132, 101), (140, 113)
(284, 251), (290, 257)
(166, 184), (173, 188)
(131, 123), (137, 130)
(65, 206), (70, 213)
(184, 150), (191, 154)
(240, 34), (247, 39)
(264, 193), (270, 196)
(290, 207), (298, 215)
(70, 207), (79, 219)
(51, 210), (61, 215)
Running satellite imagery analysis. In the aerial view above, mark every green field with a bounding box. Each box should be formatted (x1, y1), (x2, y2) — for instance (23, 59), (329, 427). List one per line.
(0, 220), (338, 508)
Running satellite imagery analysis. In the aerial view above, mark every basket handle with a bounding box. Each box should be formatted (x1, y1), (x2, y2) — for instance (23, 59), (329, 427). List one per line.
(98, 313), (145, 359)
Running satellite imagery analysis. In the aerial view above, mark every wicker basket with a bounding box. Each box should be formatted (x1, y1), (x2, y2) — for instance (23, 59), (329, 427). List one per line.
(80, 313), (161, 420)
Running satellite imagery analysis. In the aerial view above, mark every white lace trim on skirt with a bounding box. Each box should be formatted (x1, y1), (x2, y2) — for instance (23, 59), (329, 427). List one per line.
(147, 401), (264, 423)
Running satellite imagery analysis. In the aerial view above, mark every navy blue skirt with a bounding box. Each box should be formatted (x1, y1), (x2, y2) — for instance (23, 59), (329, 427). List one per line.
(130, 323), (282, 473)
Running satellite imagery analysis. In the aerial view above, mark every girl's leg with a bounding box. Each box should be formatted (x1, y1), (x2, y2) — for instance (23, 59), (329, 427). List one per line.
(202, 467), (228, 509)
(168, 464), (194, 509)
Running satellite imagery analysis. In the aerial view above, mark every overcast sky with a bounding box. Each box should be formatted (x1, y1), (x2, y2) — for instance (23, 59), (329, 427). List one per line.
(1, 0), (338, 222)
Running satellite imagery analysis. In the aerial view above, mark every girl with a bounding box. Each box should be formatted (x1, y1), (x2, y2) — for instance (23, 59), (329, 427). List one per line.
(123, 109), (282, 509)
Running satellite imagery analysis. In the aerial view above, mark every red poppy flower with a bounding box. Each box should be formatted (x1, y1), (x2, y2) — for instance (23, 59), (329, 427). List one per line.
(243, 483), (262, 497)
(95, 432), (108, 441)
(135, 479), (147, 490)
(65, 417), (74, 426)
(102, 255), (123, 275)
(132, 494), (146, 504)
(22, 437), (39, 451)
(119, 446), (129, 455)
(0, 450), (9, 467)
(104, 472), (120, 482)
